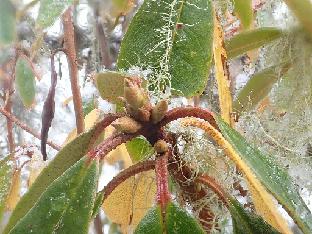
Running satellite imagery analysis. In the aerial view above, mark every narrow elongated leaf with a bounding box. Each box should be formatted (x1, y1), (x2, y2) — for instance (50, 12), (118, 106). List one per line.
(36, 0), (74, 28)
(225, 28), (283, 59)
(229, 198), (279, 234)
(183, 118), (292, 233)
(9, 157), (98, 234)
(0, 0), (15, 45)
(232, 0), (253, 29)
(135, 202), (205, 234)
(213, 13), (234, 126)
(15, 57), (36, 108)
(216, 117), (312, 234)
(117, 0), (214, 97)
(41, 56), (58, 160)
(233, 64), (290, 114)
(283, 0), (312, 38)
(4, 122), (103, 233)
(0, 155), (14, 220)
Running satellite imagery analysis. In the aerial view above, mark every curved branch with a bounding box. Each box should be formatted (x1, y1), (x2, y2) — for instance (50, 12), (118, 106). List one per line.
(0, 107), (61, 151)
(100, 160), (156, 200)
(196, 175), (229, 207)
(159, 107), (218, 129)
(88, 132), (139, 160)
(87, 113), (123, 150)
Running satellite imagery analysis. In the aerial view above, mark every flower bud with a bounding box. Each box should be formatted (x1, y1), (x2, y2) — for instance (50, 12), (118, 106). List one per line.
(151, 100), (168, 123)
(111, 116), (142, 134)
(154, 140), (169, 154)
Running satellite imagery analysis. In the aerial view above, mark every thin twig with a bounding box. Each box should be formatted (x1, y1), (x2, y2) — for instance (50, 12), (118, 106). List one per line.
(0, 107), (61, 151)
(4, 94), (14, 153)
(62, 7), (85, 134)
(94, 8), (112, 68)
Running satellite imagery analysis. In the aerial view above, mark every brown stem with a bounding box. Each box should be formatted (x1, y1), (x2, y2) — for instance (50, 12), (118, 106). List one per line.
(88, 132), (138, 160)
(155, 153), (171, 211)
(100, 160), (156, 201)
(4, 93), (14, 153)
(62, 7), (84, 134)
(87, 113), (123, 150)
(94, 213), (104, 234)
(0, 107), (61, 151)
(196, 175), (229, 207)
(94, 9), (112, 68)
(159, 107), (218, 129)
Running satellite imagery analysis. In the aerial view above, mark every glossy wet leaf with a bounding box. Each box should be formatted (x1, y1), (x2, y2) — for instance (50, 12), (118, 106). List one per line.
(0, 0), (15, 45)
(233, 64), (289, 114)
(229, 198), (279, 234)
(36, 0), (74, 28)
(9, 157), (98, 234)
(232, 0), (253, 29)
(216, 116), (312, 234)
(0, 155), (14, 220)
(95, 71), (125, 105)
(126, 137), (154, 162)
(117, 0), (214, 97)
(103, 171), (156, 231)
(4, 123), (102, 233)
(15, 57), (36, 108)
(135, 202), (205, 234)
(225, 27), (283, 59)
(283, 0), (312, 38)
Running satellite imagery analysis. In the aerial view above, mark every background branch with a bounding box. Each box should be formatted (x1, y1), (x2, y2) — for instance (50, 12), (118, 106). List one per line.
(62, 6), (85, 134)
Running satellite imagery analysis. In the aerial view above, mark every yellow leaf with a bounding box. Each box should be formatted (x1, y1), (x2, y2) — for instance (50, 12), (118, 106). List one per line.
(182, 118), (292, 234)
(28, 153), (48, 187)
(5, 169), (21, 211)
(104, 125), (132, 168)
(63, 109), (102, 145)
(102, 171), (156, 232)
(213, 13), (234, 126)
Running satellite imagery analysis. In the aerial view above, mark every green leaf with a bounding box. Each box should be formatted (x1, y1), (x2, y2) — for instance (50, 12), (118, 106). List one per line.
(15, 57), (36, 108)
(215, 116), (312, 234)
(228, 198), (279, 234)
(36, 0), (74, 28)
(0, 0), (15, 45)
(126, 136), (154, 162)
(117, 0), (214, 97)
(0, 155), (14, 221)
(95, 71), (125, 105)
(225, 27), (283, 59)
(233, 64), (290, 114)
(232, 0), (253, 29)
(9, 157), (98, 234)
(91, 192), (104, 218)
(283, 0), (312, 38)
(135, 202), (205, 234)
(4, 124), (101, 233)
(83, 98), (98, 117)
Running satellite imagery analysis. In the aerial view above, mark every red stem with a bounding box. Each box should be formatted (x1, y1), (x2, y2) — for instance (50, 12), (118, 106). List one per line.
(155, 153), (171, 211)
(159, 107), (218, 129)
